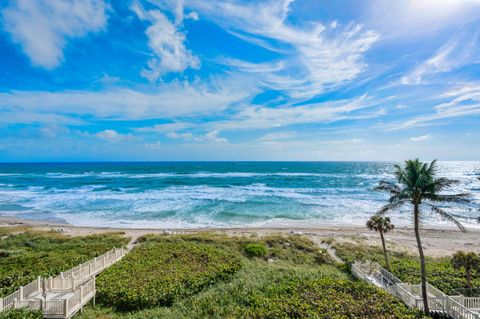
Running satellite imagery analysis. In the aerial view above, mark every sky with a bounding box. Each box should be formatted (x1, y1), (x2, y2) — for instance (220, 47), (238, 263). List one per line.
(0, 0), (479, 162)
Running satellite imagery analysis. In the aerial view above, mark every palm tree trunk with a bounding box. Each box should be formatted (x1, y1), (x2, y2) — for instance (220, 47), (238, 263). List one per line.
(380, 231), (390, 271)
(414, 204), (429, 314)
(466, 269), (472, 289)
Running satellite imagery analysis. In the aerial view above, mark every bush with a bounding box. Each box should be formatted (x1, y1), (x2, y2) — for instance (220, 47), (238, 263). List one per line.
(241, 276), (424, 318)
(244, 243), (268, 258)
(334, 242), (479, 294)
(0, 231), (128, 297)
(0, 309), (42, 319)
(96, 240), (242, 310)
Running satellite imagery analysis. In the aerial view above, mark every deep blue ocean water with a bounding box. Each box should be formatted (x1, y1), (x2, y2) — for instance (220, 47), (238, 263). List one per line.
(0, 162), (479, 228)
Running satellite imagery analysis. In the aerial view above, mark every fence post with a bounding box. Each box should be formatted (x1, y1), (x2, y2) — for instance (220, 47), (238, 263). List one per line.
(64, 299), (68, 316)
(80, 286), (84, 302)
(19, 286), (24, 301)
(0, 298), (3, 311)
(37, 276), (42, 292)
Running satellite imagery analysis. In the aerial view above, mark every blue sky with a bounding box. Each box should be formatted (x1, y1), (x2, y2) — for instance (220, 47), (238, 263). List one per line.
(0, 0), (479, 161)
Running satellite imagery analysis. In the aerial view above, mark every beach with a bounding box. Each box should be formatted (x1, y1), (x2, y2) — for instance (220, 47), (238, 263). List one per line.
(2, 215), (479, 258)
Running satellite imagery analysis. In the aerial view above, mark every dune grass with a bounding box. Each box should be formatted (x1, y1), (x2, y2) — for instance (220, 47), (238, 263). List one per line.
(0, 229), (129, 297)
(76, 233), (425, 319)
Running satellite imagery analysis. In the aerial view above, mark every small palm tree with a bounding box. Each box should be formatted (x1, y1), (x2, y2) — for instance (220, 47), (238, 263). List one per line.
(366, 215), (394, 271)
(452, 251), (480, 289)
(374, 159), (471, 314)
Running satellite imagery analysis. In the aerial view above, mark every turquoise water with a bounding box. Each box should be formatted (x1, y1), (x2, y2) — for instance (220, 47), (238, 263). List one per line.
(0, 162), (478, 228)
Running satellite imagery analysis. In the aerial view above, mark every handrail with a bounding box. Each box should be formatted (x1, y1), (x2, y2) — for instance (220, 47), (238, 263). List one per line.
(352, 261), (480, 319)
(0, 246), (126, 314)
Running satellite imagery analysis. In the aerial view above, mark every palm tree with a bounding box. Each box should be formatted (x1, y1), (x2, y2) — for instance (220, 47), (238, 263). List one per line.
(366, 215), (395, 271)
(452, 251), (480, 289)
(374, 159), (471, 314)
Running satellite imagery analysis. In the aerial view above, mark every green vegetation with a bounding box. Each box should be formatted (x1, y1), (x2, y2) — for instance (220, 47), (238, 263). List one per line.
(96, 240), (242, 310)
(0, 230), (129, 297)
(0, 309), (42, 319)
(366, 215), (395, 270)
(334, 241), (480, 295)
(244, 243), (268, 258)
(451, 251), (480, 289)
(75, 233), (424, 319)
(374, 159), (472, 313)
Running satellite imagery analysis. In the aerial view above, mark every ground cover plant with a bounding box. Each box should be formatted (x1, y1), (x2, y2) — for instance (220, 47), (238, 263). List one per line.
(333, 241), (480, 294)
(0, 309), (42, 319)
(0, 229), (129, 297)
(77, 233), (426, 319)
(96, 239), (242, 310)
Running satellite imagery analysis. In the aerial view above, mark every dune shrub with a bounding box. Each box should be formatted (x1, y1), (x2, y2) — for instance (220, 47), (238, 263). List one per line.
(0, 231), (128, 297)
(96, 240), (242, 310)
(244, 243), (268, 258)
(241, 276), (424, 319)
(0, 309), (42, 319)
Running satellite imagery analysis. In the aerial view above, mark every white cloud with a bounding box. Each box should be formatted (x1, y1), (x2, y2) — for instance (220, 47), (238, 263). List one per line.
(0, 78), (253, 122)
(409, 134), (431, 142)
(136, 122), (191, 133)
(216, 94), (383, 130)
(401, 37), (479, 85)
(189, 0), (378, 99)
(366, 0), (480, 39)
(2, 0), (108, 69)
(132, 1), (199, 80)
(167, 129), (228, 143)
(96, 129), (122, 141)
(384, 84), (480, 130)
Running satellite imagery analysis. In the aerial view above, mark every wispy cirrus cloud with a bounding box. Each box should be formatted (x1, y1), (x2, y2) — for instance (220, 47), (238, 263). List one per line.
(2, 0), (108, 69)
(215, 94), (384, 131)
(167, 129), (228, 143)
(0, 77), (254, 122)
(187, 0), (378, 99)
(409, 134), (431, 142)
(401, 35), (480, 85)
(384, 84), (480, 131)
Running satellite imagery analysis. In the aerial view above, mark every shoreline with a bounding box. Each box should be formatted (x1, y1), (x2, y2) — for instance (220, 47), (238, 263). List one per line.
(2, 216), (480, 257)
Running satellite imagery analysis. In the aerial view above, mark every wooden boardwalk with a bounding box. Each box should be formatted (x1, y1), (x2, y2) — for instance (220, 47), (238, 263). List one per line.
(0, 247), (127, 318)
(352, 261), (480, 319)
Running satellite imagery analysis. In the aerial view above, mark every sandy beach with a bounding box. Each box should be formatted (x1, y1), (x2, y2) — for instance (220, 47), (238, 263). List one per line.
(2, 216), (479, 258)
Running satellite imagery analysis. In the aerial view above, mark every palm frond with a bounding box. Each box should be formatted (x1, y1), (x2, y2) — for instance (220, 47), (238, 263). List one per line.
(426, 160), (437, 175)
(428, 205), (465, 232)
(377, 200), (409, 215)
(423, 177), (459, 193)
(389, 189), (411, 203)
(373, 181), (400, 194)
(422, 193), (472, 204)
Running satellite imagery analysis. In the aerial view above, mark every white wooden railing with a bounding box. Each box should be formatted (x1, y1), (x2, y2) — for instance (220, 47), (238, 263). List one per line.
(0, 247), (127, 314)
(352, 261), (480, 319)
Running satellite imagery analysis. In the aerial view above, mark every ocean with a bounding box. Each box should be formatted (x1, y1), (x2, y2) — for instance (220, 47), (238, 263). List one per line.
(0, 161), (479, 229)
